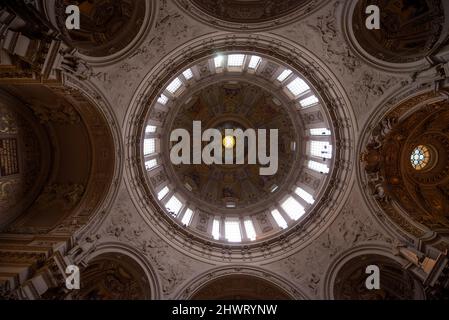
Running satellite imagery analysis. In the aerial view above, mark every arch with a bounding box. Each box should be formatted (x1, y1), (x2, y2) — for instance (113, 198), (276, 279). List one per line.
(61, 75), (124, 238)
(79, 242), (162, 300)
(322, 242), (426, 300)
(0, 79), (118, 238)
(174, 265), (308, 300)
(175, 0), (327, 31)
(191, 276), (291, 300)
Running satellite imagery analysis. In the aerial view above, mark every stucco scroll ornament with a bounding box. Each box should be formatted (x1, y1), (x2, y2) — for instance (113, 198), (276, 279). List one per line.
(59, 49), (102, 81)
(103, 209), (193, 296)
(411, 61), (449, 86)
(308, 2), (361, 75)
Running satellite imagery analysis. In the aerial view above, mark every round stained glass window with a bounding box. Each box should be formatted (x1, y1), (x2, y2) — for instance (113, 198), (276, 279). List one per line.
(410, 145), (430, 170)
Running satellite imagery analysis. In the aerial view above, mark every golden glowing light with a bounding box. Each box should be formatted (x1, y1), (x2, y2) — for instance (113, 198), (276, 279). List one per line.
(411, 145), (430, 170)
(222, 135), (235, 149)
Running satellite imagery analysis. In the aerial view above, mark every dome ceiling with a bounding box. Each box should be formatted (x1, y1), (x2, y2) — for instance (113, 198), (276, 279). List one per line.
(55, 0), (147, 57)
(351, 0), (445, 63)
(140, 52), (336, 244)
(125, 33), (356, 262)
(167, 81), (297, 212)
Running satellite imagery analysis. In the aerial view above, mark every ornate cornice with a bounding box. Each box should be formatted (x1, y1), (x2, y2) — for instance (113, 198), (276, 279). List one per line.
(173, 265), (309, 300)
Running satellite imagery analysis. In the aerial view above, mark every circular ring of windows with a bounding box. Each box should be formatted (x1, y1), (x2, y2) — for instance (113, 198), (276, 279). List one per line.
(141, 52), (336, 244)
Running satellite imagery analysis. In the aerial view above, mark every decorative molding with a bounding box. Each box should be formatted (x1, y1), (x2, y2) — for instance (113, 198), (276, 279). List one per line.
(175, 0), (327, 32)
(307, 1), (362, 76)
(173, 265), (309, 300)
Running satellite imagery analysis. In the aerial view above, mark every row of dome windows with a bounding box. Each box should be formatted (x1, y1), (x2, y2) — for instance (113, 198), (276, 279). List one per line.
(142, 53), (333, 242)
(153, 183), (317, 242)
(155, 54), (321, 111)
(143, 130), (330, 242)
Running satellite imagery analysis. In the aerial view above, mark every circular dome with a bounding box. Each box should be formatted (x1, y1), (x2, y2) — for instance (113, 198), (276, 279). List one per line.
(166, 81), (299, 213)
(142, 53), (335, 244)
(126, 34), (355, 261)
(343, 0), (448, 72)
(176, 0), (325, 31)
(54, 0), (152, 60)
